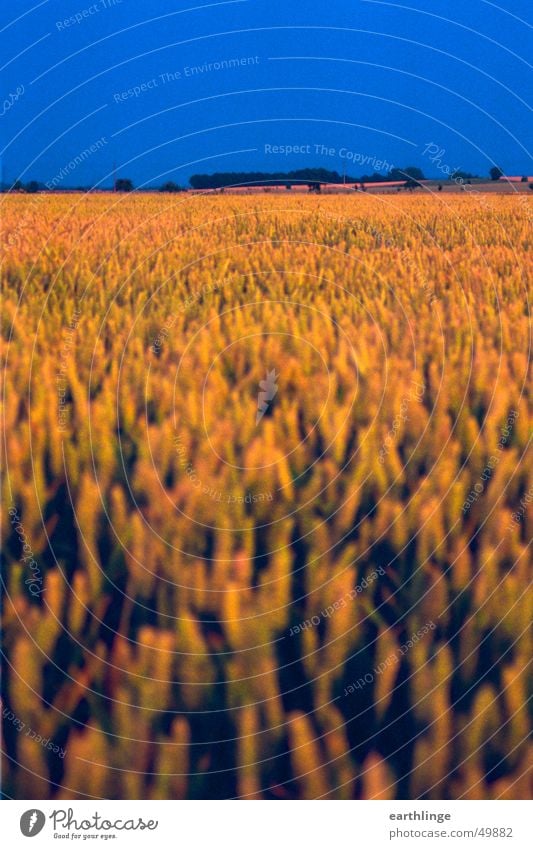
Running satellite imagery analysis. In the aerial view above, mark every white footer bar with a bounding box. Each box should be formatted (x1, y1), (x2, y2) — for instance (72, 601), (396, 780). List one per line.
(2, 800), (531, 847)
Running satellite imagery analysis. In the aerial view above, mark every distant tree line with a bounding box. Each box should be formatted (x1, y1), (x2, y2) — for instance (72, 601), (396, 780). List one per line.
(6, 180), (44, 193)
(188, 167), (429, 189)
(1, 178), (185, 193)
(189, 169), (352, 189)
(3, 166), (530, 193)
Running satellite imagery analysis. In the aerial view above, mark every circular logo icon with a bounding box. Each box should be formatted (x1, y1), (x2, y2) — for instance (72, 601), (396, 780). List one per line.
(20, 810), (46, 837)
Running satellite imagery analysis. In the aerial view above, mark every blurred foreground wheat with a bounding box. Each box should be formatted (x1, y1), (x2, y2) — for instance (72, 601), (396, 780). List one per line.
(1, 193), (531, 799)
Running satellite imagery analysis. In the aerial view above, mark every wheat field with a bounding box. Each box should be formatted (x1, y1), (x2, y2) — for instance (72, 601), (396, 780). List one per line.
(1, 192), (531, 800)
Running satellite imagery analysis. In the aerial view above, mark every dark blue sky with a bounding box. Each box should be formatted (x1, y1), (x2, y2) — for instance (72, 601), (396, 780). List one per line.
(2, 0), (531, 187)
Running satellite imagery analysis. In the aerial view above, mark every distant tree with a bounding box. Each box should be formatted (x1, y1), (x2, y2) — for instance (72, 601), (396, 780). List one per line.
(521, 176), (528, 183)
(159, 181), (182, 192)
(359, 171), (388, 183)
(11, 180), (23, 191)
(390, 166), (425, 182)
(438, 184), (443, 191)
(489, 167), (503, 181)
(529, 184), (533, 191)
(25, 180), (40, 193)
(404, 177), (423, 190)
(115, 178), (134, 192)
(404, 166), (425, 181)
